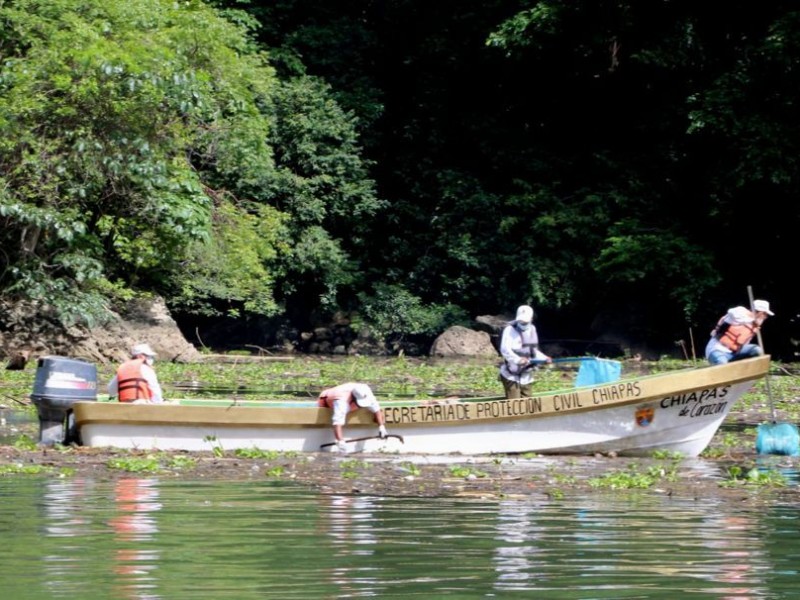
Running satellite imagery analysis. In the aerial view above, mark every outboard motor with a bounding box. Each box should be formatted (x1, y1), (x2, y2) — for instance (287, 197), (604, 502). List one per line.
(29, 356), (97, 445)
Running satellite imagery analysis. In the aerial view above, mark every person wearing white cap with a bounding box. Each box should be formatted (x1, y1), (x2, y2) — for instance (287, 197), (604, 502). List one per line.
(108, 342), (164, 403)
(705, 300), (774, 365)
(317, 382), (388, 452)
(498, 305), (552, 399)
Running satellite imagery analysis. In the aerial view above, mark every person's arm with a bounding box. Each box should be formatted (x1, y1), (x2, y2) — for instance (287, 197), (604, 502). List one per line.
(141, 365), (164, 403)
(532, 347), (551, 362)
(375, 409), (388, 438)
(499, 327), (525, 365)
(107, 375), (118, 398)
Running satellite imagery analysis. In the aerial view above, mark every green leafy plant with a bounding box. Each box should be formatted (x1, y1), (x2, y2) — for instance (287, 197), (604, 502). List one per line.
(203, 435), (225, 457)
(107, 456), (162, 473)
(358, 283), (467, 347)
(266, 466), (285, 478)
(550, 472), (577, 485)
(588, 462), (679, 490)
(13, 435), (38, 451)
(234, 448), (281, 460)
(651, 450), (684, 460)
(399, 461), (421, 476)
(168, 455), (198, 470)
(720, 465), (788, 488)
(448, 465), (487, 479)
(0, 464), (51, 475)
(339, 459), (368, 479)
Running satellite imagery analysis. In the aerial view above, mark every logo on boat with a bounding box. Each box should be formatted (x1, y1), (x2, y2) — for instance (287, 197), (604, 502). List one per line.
(635, 406), (654, 427)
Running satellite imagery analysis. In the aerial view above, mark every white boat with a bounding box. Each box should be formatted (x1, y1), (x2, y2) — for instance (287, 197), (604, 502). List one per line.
(68, 355), (770, 457)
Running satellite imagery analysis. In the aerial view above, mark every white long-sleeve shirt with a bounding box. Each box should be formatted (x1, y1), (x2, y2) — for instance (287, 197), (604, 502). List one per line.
(499, 323), (549, 385)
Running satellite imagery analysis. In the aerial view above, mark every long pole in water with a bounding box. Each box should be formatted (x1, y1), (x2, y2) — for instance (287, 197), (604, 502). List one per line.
(747, 285), (777, 423)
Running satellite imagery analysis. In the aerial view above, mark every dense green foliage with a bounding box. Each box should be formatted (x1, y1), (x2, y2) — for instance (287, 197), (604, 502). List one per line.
(229, 0), (800, 356)
(2, 0), (799, 357)
(1, 0), (257, 321)
(0, 0), (379, 327)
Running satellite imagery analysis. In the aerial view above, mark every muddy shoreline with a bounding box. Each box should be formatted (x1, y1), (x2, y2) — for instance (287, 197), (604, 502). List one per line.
(2, 424), (797, 505)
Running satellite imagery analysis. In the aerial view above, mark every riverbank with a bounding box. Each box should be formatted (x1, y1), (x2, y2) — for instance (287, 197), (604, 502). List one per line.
(1, 423), (797, 506)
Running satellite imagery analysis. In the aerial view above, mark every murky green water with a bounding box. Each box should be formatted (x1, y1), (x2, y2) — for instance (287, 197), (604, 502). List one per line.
(1, 476), (798, 599)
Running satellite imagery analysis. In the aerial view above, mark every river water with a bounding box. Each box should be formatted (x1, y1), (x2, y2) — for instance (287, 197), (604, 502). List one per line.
(1, 475), (798, 599)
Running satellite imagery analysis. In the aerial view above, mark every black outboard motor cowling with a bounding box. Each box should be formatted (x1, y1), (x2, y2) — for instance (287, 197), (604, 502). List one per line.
(29, 356), (97, 445)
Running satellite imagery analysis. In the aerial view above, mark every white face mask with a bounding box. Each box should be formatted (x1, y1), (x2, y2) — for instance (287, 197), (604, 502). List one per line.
(517, 322), (531, 332)
(145, 357), (155, 366)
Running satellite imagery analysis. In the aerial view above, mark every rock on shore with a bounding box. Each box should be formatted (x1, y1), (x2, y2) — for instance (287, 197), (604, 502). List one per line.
(1, 296), (200, 366)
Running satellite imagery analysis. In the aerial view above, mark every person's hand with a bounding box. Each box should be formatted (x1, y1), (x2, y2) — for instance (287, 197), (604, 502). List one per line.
(378, 425), (388, 439)
(336, 440), (348, 453)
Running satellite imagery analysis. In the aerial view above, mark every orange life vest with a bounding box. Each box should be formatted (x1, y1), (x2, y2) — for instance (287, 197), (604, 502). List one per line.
(714, 319), (756, 353)
(116, 358), (152, 403)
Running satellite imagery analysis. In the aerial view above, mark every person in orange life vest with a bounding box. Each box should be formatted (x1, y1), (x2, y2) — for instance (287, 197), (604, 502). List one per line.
(499, 304), (552, 399)
(108, 343), (164, 403)
(705, 300), (774, 365)
(317, 382), (387, 452)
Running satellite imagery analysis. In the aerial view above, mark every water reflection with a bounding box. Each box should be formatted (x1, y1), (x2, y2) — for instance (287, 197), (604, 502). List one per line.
(322, 495), (381, 595)
(705, 512), (765, 599)
(43, 477), (93, 537)
(493, 500), (542, 590)
(109, 478), (162, 600)
(110, 478), (161, 540)
(327, 494), (378, 553)
(41, 477), (95, 598)
(486, 494), (777, 597)
(40, 477), (164, 600)
(1, 477), (797, 598)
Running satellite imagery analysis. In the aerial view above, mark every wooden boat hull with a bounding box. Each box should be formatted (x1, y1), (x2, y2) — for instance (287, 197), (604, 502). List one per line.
(72, 356), (770, 457)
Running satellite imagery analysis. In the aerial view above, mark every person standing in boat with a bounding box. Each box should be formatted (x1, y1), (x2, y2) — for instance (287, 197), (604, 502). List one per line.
(108, 343), (165, 404)
(317, 383), (388, 452)
(499, 305), (552, 399)
(705, 300), (774, 365)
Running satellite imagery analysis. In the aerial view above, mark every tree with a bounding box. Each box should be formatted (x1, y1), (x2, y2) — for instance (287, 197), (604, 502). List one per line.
(265, 75), (384, 322)
(0, 0), (381, 329)
(0, 0), (274, 322)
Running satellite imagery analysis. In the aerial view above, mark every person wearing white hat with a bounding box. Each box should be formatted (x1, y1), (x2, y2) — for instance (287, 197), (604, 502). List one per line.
(498, 305), (552, 399)
(317, 382), (388, 452)
(705, 300), (774, 365)
(108, 342), (164, 403)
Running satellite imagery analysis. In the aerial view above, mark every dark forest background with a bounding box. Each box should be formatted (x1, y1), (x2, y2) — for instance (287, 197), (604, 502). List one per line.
(1, 1), (799, 359)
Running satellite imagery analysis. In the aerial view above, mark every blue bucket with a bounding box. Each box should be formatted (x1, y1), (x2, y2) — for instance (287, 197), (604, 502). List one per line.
(756, 422), (800, 456)
(575, 359), (622, 387)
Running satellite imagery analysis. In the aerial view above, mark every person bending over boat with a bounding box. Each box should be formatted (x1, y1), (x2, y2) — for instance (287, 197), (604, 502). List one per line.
(317, 382), (387, 452)
(705, 300), (774, 365)
(499, 305), (551, 399)
(108, 343), (165, 404)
